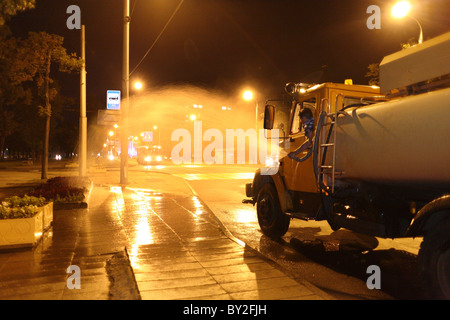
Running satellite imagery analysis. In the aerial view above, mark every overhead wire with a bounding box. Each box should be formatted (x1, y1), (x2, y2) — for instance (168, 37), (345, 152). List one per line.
(129, 0), (185, 76)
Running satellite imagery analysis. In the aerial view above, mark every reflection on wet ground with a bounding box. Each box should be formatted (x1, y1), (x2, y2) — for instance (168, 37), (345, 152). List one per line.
(0, 180), (323, 300)
(288, 234), (423, 300)
(212, 201), (424, 299)
(107, 186), (321, 300)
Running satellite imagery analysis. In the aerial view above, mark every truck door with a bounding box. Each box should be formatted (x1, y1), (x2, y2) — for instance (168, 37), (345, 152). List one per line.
(283, 95), (318, 193)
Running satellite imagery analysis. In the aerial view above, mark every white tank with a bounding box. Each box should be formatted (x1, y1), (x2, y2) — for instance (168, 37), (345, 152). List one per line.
(333, 87), (450, 188)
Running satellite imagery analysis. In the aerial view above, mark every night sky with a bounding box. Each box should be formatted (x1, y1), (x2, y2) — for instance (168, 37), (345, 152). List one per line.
(8, 0), (450, 103)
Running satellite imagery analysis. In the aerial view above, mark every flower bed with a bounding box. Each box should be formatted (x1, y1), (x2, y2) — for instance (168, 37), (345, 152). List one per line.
(27, 176), (89, 205)
(0, 195), (52, 249)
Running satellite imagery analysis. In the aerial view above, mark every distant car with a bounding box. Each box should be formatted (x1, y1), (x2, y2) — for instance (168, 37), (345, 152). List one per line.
(141, 154), (164, 165)
(136, 145), (167, 165)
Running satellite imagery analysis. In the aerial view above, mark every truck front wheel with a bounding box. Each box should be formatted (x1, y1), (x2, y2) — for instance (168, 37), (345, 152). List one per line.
(256, 183), (290, 239)
(418, 217), (450, 299)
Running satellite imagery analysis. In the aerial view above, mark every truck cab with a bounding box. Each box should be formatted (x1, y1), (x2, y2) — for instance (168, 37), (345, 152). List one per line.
(280, 82), (382, 195)
(247, 82), (385, 228)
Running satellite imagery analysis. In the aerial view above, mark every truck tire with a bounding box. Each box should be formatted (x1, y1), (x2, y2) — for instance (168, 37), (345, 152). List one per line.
(418, 217), (450, 299)
(322, 195), (341, 231)
(256, 183), (290, 239)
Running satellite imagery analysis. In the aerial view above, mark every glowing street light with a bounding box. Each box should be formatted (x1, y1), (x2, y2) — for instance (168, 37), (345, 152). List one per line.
(392, 1), (411, 18)
(189, 114), (197, 121)
(243, 90), (253, 101)
(392, 1), (423, 44)
(134, 81), (143, 90)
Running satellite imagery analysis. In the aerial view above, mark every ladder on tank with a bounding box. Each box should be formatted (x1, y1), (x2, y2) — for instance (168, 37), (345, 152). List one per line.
(317, 94), (344, 194)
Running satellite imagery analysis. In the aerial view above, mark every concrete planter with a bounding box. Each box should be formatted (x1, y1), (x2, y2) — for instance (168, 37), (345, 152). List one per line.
(42, 202), (53, 231)
(0, 202), (53, 249)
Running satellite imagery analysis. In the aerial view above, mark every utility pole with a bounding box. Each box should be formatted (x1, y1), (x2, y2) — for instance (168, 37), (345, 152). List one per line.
(79, 24), (87, 177)
(120, 0), (130, 184)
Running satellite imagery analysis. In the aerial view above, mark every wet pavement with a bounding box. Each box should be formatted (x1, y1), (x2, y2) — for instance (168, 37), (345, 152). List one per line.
(0, 167), (330, 300)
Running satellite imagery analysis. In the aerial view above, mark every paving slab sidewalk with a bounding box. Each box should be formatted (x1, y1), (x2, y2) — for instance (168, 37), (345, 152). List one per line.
(0, 166), (331, 300)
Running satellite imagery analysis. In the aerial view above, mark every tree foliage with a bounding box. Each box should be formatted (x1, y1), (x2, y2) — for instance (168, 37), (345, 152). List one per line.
(18, 32), (82, 178)
(0, 0), (35, 26)
(365, 63), (380, 86)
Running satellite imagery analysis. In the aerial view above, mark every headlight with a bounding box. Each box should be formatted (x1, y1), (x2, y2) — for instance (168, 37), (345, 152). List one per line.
(156, 156), (162, 162)
(144, 156), (151, 162)
(108, 154), (115, 161)
(265, 157), (279, 167)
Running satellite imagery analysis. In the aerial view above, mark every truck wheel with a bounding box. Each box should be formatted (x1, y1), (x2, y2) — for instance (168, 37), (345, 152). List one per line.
(256, 183), (290, 239)
(322, 196), (340, 231)
(418, 217), (450, 299)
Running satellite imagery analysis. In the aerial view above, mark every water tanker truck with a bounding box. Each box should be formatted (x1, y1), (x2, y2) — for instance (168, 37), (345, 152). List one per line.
(244, 32), (450, 299)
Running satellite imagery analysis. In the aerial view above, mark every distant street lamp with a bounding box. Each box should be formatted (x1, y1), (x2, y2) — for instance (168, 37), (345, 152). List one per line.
(134, 81), (143, 90)
(392, 1), (423, 44)
(243, 90), (253, 101)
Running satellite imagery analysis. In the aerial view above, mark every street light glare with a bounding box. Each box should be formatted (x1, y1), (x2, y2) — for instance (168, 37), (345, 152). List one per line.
(243, 90), (253, 101)
(134, 81), (143, 90)
(392, 1), (411, 18)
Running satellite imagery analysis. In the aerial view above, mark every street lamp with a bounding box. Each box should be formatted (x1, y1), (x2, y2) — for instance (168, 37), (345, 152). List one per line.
(121, 0), (130, 185)
(243, 90), (253, 101)
(134, 81), (143, 90)
(392, 1), (423, 44)
(242, 89), (258, 130)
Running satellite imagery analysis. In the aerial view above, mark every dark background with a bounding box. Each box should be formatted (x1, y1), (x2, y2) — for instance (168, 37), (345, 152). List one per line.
(9, 0), (450, 103)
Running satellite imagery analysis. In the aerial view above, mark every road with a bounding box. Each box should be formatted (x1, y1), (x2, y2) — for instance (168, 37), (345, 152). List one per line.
(134, 162), (425, 300)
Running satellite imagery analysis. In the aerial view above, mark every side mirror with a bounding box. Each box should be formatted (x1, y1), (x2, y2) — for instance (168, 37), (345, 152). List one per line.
(264, 105), (275, 130)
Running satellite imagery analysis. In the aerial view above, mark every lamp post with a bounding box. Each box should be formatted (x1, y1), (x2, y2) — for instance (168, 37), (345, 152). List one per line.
(153, 125), (160, 146)
(243, 90), (258, 131)
(79, 25), (87, 177)
(392, 1), (423, 44)
(121, 0), (130, 184)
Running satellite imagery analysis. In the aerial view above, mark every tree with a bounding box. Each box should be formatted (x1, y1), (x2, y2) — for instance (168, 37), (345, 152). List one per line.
(0, 36), (33, 159)
(20, 32), (82, 179)
(0, 0), (35, 26)
(365, 63), (380, 86)
(0, 107), (18, 159)
(0, 0), (36, 160)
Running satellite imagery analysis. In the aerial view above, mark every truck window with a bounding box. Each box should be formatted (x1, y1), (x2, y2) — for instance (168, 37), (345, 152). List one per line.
(290, 98), (316, 135)
(343, 97), (363, 109)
